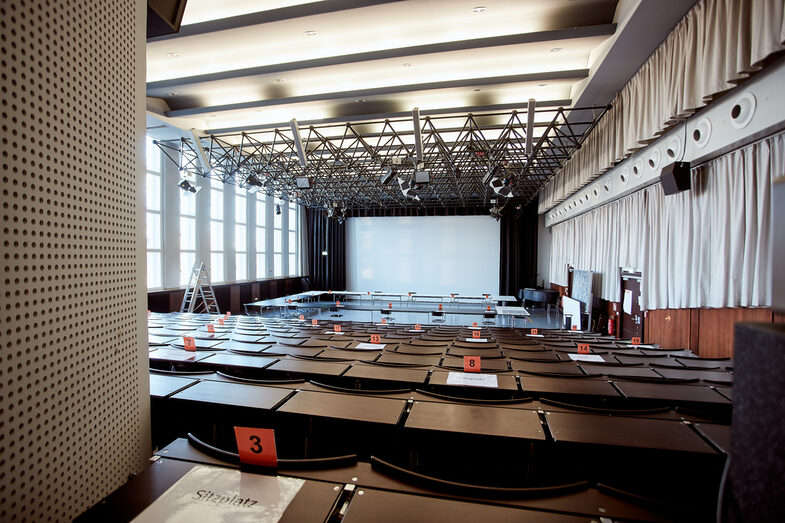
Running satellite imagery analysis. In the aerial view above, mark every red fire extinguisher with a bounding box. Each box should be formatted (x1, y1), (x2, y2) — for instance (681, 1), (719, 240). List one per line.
(608, 316), (615, 336)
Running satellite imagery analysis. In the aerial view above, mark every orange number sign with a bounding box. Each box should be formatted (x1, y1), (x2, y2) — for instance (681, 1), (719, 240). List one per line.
(464, 356), (481, 372)
(234, 427), (277, 467)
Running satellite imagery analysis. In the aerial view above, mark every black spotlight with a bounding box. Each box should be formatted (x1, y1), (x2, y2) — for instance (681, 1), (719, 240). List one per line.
(275, 204), (281, 215)
(178, 179), (199, 193)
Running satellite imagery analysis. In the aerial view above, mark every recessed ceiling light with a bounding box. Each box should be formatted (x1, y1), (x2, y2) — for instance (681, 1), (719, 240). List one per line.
(275, 78), (285, 83)
(472, 6), (487, 13)
(167, 52), (180, 58)
(550, 47), (563, 52)
(354, 99), (367, 102)
(304, 30), (317, 36)
(473, 88), (482, 92)
(168, 92), (179, 96)
(538, 83), (548, 87)
(402, 62), (412, 67)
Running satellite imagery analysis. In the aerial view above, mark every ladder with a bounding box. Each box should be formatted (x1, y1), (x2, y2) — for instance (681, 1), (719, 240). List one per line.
(180, 262), (220, 314)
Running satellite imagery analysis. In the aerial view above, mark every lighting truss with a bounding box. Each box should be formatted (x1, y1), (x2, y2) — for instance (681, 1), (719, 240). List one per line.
(155, 105), (609, 211)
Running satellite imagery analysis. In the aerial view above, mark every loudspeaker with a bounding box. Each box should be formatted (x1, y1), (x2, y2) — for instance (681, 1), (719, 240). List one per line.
(147, 0), (188, 38)
(721, 323), (785, 522)
(659, 161), (691, 195)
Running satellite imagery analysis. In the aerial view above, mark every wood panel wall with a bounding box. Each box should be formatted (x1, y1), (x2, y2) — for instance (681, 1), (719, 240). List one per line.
(148, 277), (306, 314)
(646, 307), (778, 358)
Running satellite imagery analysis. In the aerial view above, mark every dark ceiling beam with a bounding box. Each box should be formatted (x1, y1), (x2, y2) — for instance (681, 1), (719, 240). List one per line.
(205, 99), (573, 135)
(147, 0), (405, 42)
(168, 70), (588, 117)
(147, 24), (615, 92)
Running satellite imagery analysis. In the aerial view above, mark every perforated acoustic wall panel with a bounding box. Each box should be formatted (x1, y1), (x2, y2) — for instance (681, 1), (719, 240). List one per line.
(0, 1), (149, 521)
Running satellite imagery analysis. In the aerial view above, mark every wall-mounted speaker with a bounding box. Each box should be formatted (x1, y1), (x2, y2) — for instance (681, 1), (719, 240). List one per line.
(147, 0), (188, 38)
(659, 161), (691, 195)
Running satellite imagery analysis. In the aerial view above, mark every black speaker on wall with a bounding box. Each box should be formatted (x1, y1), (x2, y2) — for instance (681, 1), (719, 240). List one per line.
(660, 161), (691, 195)
(147, 0), (188, 39)
(720, 323), (785, 522)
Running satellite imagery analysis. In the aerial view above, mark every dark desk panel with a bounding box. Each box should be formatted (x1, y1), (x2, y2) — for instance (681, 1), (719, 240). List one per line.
(614, 381), (730, 405)
(511, 360), (585, 376)
(376, 352), (442, 366)
(545, 411), (716, 454)
(170, 380), (293, 410)
(316, 348), (381, 361)
(447, 346), (504, 358)
(520, 376), (620, 398)
(149, 374), (199, 399)
(221, 340), (274, 353)
(580, 365), (662, 379)
(428, 370), (519, 391)
(198, 352), (279, 370)
(439, 355), (509, 371)
(343, 364), (430, 385)
(342, 488), (588, 523)
(654, 368), (733, 384)
(277, 390), (406, 425)
(266, 358), (350, 377)
(405, 401), (545, 440)
(694, 423), (731, 454)
(75, 459), (341, 523)
(266, 345), (325, 357)
(149, 348), (216, 362)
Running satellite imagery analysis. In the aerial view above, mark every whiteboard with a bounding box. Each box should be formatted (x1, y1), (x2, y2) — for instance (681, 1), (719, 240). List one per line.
(571, 269), (594, 309)
(346, 216), (500, 295)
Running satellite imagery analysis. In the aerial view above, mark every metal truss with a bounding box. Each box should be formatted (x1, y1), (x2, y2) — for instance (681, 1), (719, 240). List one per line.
(155, 105), (609, 212)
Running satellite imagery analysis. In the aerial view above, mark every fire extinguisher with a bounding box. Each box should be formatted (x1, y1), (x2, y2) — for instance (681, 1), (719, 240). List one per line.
(608, 316), (615, 336)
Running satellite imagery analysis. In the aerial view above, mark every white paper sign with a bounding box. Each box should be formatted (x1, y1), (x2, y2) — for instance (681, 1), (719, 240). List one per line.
(567, 353), (606, 363)
(408, 329), (423, 333)
(468, 327), (482, 330)
(354, 342), (385, 350)
(465, 338), (488, 343)
(623, 289), (633, 315)
(131, 465), (304, 523)
(526, 334), (544, 337)
(445, 372), (499, 388)
(326, 331), (345, 335)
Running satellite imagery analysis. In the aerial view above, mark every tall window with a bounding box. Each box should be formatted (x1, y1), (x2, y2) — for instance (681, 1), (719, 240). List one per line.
(288, 203), (299, 276)
(235, 185), (248, 281)
(145, 136), (163, 289)
(255, 193), (266, 279)
(273, 197), (283, 277)
(179, 178), (197, 286)
(209, 178), (224, 283)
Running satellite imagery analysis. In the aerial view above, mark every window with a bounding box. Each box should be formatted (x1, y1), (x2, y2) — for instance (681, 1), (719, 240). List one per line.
(273, 197), (283, 277)
(209, 178), (224, 283)
(179, 183), (197, 286)
(255, 193), (266, 279)
(235, 186), (248, 281)
(288, 203), (299, 276)
(145, 136), (163, 289)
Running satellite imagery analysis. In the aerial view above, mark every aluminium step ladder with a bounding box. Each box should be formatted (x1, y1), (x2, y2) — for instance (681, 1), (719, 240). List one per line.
(180, 262), (221, 314)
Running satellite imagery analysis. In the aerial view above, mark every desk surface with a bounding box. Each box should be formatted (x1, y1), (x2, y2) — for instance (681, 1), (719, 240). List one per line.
(545, 411), (716, 454)
(405, 401), (545, 440)
(613, 381), (730, 404)
(277, 390), (407, 425)
(342, 487), (587, 523)
(75, 458), (341, 523)
(266, 358), (351, 376)
(520, 376), (620, 398)
(495, 306), (531, 316)
(343, 363), (430, 385)
(170, 379), (293, 410)
(149, 374), (199, 399)
(428, 369), (520, 391)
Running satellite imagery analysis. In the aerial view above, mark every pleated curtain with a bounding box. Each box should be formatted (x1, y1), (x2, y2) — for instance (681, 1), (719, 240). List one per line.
(548, 132), (783, 310)
(539, 0), (785, 213)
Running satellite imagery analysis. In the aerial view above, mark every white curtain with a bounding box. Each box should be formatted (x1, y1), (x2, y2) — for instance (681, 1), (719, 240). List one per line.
(539, 0), (785, 213)
(549, 132), (783, 309)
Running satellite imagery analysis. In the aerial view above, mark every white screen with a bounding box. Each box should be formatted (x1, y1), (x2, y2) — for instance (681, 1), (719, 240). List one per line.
(346, 216), (500, 295)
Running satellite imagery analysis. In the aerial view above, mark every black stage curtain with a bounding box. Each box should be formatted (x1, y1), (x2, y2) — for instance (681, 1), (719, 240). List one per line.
(499, 200), (538, 299)
(305, 207), (346, 291)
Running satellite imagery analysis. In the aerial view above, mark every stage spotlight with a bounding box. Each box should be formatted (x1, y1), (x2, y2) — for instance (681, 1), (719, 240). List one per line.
(380, 166), (395, 185)
(177, 179), (199, 193)
(245, 174), (263, 187)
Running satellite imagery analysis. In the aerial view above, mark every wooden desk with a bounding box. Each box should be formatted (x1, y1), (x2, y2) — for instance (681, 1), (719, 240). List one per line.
(149, 348), (216, 362)
(198, 352), (279, 370)
(170, 380), (293, 410)
(149, 374), (198, 399)
(75, 459), (342, 523)
(428, 370), (519, 392)
(266, 358), (350, 377)
(520, 376), (620, 398)
(343, 363), (430, 386)
(613, 381), (731, 405)
(342, 487), (587, 523)
(545, 411), (716, 454)
(405, 401), (545, 440)
(277, 390), (406, 425)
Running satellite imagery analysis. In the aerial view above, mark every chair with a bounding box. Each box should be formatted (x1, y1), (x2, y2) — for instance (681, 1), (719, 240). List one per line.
(430, 310), (445, 323)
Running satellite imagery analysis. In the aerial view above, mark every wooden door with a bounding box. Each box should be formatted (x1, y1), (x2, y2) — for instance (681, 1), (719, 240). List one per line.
(620, 272), (643, 340)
